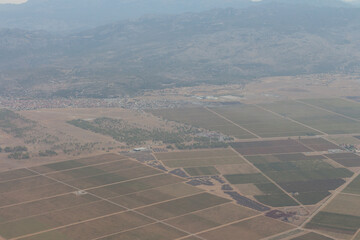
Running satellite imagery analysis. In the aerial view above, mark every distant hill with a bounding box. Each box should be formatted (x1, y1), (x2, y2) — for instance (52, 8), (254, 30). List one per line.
(0, 0), (356, 32)
(1, 1), (360, 98)
(0, 0), (255, 32)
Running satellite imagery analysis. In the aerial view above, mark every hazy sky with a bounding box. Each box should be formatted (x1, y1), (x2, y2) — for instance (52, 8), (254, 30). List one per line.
(0, 0), (27, 4)
(0, 0), (359, 4)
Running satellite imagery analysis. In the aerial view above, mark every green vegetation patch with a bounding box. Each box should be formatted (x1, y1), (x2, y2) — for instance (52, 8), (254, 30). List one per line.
(224, 173), (269, 184)
(68, 117), (230, 149)
(255, 183), (284, 195)
(150, 108), (255, 139)
(210, 105), (320, 138)
(68, 118), (185, 146)
(184, 166), (220, 176)
(254, 194), (299, 207)
(291, 232), (333, 240)
(343, 174), (360, 195)
(245, 154), (324, 165)
(302, 98), (360, 120)
(294, 191), (331, 205)
(307, 212), (360, 233)
(264, 168), (353, 183)
(0, 109), (36, 138)
(254, 160), (333, 172)
(261, 101), (360, 135)
(40, 160), (85, 172)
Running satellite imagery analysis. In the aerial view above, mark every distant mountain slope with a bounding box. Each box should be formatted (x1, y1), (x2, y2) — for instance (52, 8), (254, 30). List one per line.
(0, 0), (356, 32)
(1, 1), (360, 98)
(0, 0), (256, 32)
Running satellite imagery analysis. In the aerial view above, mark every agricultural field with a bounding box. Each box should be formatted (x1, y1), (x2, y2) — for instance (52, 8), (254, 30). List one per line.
(0, 153), (298, 240)
(244, 149), (353, 205)
(325, 153), (360, 168)
(231, 139), (312, 155)
(306, 173), (360, 239)
(299, 138), (341, 152)
(209, 105), (320, 138)
(291, 232), (334, 240)
(198, 215), (294, 240)
(261, 101), (360, 135)
(154, 148), (246, 168)
(150, 107), (256, 139)
(2, 98), (360, 239)
(300, 98), (360, 120)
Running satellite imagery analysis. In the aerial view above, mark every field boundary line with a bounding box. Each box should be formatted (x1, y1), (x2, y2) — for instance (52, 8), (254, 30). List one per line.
(296, 99), (360, 123)
(351, 228), (360, 240)
(151, 152), (169, 174)
(252, 104), (327, 136)
(204, 107), (261, 139)
(229, 147), (309, 212)
(175, 213), (264, 240)
(341, 96), (360, 107)
(78, 172), (165, 191)
(338, 192), (360, 197)
(20, 167), (207, 240)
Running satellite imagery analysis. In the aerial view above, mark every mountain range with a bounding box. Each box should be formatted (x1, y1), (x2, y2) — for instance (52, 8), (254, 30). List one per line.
(1, 0), (360, 98)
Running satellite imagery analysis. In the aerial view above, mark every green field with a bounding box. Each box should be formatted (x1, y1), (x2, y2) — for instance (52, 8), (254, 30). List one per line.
(244, 152), (352, 205)
(210, 105), (320, 137)
(224, 173), (269, 184)
(264, 168), (352, 183)
(150, 108), (256, 139)
(343, 175), (360, 195)
(261, 101), (360, 134)
(291, 232), (333, 240)
(301, 98), (360, 119)
(323, 193), (360, 217)
(254, 194), (299, 207)
(184, 166), (220, 176)
(294, 191), (331, 205)
(307, 212), (360, 233)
